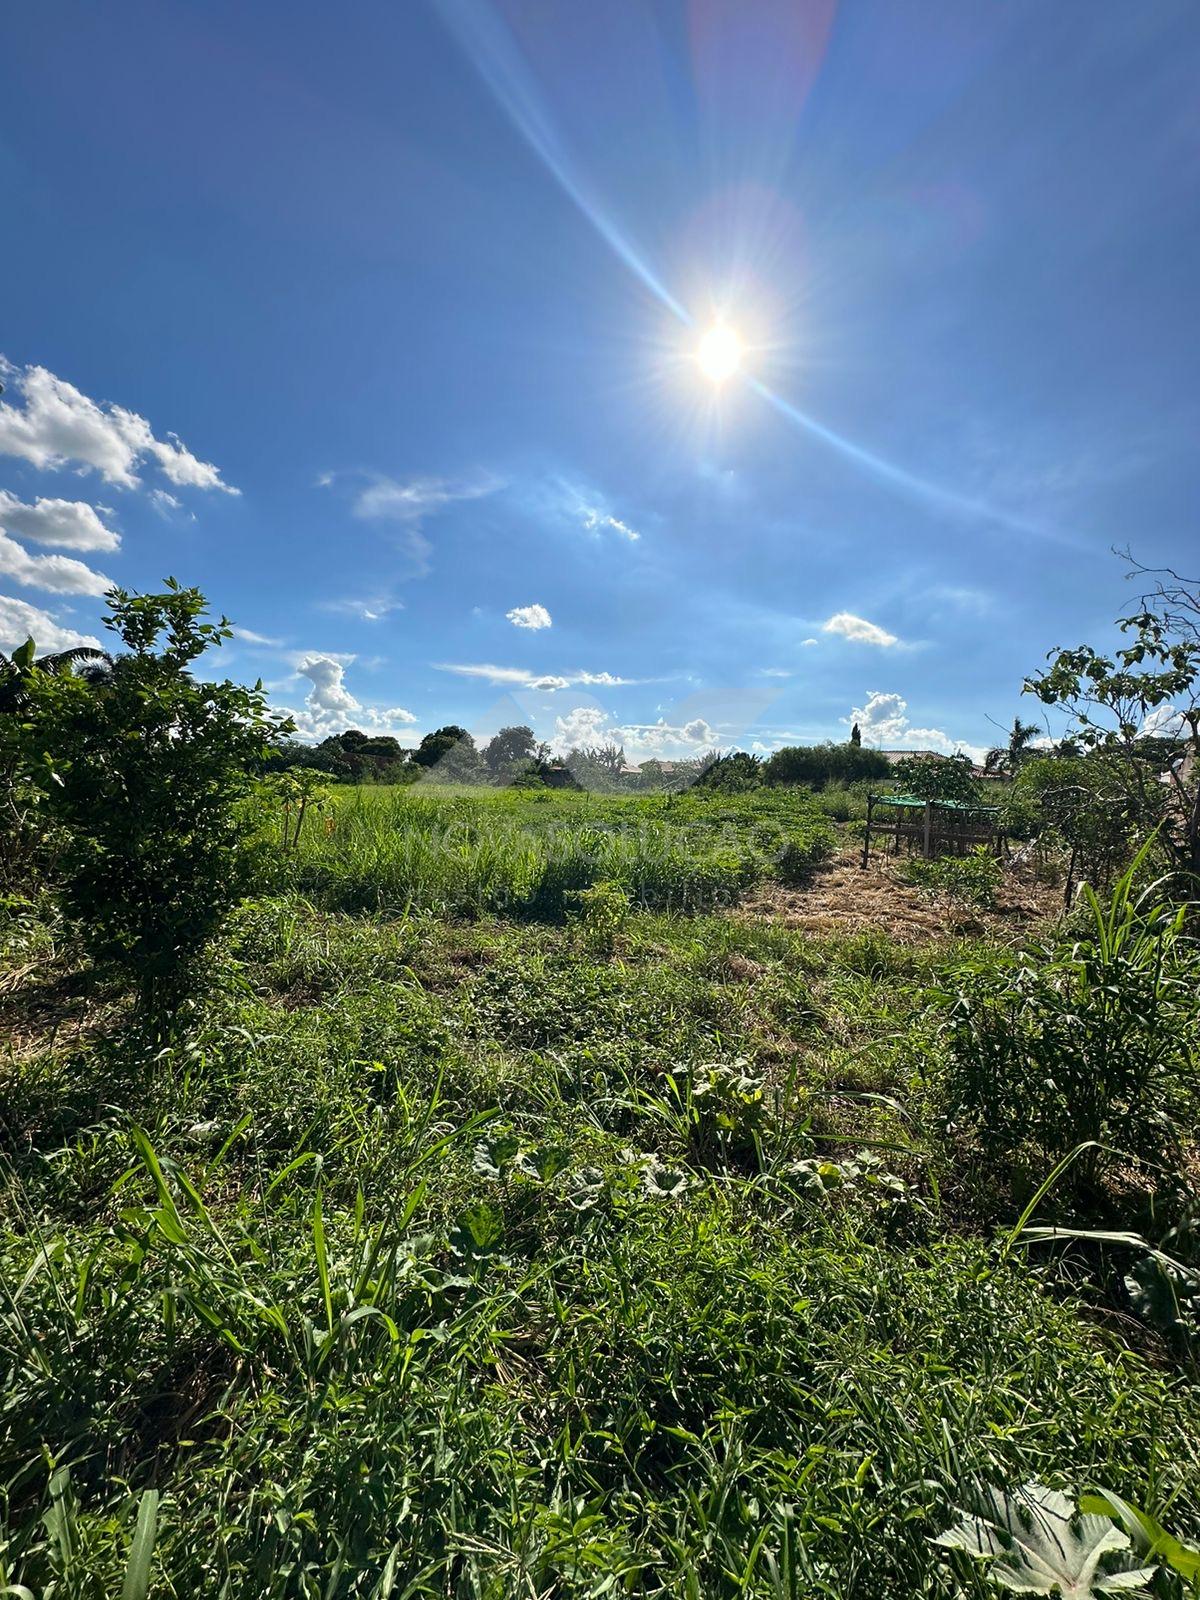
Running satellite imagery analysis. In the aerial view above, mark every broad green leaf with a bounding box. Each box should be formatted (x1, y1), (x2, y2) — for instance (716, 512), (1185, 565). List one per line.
(934, 1484), (1156, 1596)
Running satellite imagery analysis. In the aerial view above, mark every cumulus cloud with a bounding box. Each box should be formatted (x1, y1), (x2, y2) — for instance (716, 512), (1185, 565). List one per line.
(0, 358), (236, 493)
(506, 602), (552, 630)
(553, 705), (716, 760)
(822, 612), (899, 647)
(434, 661), (634, 691)
(0, 490), (120, 552)
(280, 652), (418, 741)
(0, 593), (102, 653)
(849, 689), (984, 764)
(0, 532), (111, 596)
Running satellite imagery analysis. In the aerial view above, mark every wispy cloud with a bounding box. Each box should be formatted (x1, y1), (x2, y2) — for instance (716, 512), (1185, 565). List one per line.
(822, 612), (900, 648)
(434, 660), (636, 692)
(321, 593), (405, 623)
(0, 356), (236, 494)
(320, 469), (501, 578)
(232, 626), (284, 647)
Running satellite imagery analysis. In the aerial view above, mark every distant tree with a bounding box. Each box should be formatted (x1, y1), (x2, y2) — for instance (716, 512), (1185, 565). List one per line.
(849, 722), (861, 747)
(1025, 558), (1200, 880)
(412, 725), (485, 783)
(564, 743), (627, 791)
(893, 752), (980, 806)
(19, 581), (290, 1020)
(411, 725), (468, 768)
(484, 725), (538, 777)
(762, 742), (890, 790)
(984, 717), (1042, 776)
(694, 750), (762, 792)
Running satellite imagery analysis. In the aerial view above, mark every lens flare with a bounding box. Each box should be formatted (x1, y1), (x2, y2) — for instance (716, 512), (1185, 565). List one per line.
(698, 325), (743, 383)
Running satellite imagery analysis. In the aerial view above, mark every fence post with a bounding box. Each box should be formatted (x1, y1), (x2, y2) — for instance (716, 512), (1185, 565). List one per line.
(861, 795), (873, 869)
(923, 800), (933, 859)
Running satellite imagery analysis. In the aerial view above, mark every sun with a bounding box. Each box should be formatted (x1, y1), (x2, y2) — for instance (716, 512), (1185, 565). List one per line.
(697, 324), (743, 384)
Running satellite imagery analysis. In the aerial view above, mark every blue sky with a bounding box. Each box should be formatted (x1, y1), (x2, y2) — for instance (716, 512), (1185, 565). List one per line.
(1, 0), (1197, 761)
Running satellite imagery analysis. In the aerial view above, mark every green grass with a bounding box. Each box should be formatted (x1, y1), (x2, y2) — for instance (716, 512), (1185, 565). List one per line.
(2, 793), (1198, 1596)
(281, 785), (836, 919)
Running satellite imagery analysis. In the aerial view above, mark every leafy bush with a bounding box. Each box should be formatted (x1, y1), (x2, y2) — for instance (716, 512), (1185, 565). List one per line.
(19, 582), (287, 1017)
(901, 847), (1002, 907)
(763, 741), (891, 789)
(567, 879), (629, 954)
(934, 843), (1199, 1186)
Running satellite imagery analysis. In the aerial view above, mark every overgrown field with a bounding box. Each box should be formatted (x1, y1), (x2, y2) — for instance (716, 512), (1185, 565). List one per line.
(2, 788), (1199, 1598)
(283, 785), (837, 918)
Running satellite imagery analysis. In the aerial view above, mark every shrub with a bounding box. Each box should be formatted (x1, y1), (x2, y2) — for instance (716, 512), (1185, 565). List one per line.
(20, 582), (288, 1019)
(901, 847), (1002, 908)
(934, 842), (1199, 1186)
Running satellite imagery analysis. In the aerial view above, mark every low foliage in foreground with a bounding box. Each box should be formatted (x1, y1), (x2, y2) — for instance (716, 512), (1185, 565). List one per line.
(2, 894), (1198, 1597)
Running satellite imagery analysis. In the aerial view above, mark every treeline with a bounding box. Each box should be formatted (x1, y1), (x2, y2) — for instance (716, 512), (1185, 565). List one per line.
(266, 725), (714, 791)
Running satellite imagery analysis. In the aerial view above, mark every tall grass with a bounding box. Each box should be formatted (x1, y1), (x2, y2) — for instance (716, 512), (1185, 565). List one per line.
(284, 786), (836, 918)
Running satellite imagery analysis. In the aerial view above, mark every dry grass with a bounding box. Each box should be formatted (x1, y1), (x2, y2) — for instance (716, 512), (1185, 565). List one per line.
(738, 838), (1062, 943)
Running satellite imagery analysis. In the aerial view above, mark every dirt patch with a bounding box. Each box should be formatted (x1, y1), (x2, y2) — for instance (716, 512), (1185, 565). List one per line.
(739, 841), (1061, 943)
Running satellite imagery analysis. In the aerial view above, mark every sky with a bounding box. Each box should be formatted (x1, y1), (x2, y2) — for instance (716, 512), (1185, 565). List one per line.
(1, 0), (1198, 764)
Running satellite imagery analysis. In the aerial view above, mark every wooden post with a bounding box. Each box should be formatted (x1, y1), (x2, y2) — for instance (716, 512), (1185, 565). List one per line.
(923, 800), (933, 859)
(861, 795), (873, 869)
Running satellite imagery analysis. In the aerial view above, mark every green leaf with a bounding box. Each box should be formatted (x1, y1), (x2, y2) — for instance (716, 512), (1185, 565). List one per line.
(934, 1483), (1156, 1596)
(121, 1489), (161, 1600)
(1079, 1489), (1200, 1583)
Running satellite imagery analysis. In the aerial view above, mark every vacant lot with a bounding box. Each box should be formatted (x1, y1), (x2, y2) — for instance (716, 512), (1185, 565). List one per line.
(2, 787), (1197, 1597)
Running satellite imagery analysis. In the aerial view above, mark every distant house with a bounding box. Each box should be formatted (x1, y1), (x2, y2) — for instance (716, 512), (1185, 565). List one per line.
(873, 749), (949, 766)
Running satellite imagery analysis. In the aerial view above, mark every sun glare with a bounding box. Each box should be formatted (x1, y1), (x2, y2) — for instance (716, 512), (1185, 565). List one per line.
(697, 324), (743, 384)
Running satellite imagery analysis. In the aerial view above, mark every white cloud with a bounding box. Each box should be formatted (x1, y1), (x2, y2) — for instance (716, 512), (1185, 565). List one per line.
(761, 668), (792, 678)
(553, 706), (716, 760)
(0, 532), (111, 596)
(801, 637), (818, 647)
(0, 593), (102, 653)
(1140, 704), (1186, 738)
(582, 507), (640, 541)
(0, 490), (121, 552)
(0, 358), (236, 494)
(822, 612), (899, 647)
(280, 652), (417, 741)
(322, 594), (404, 622)
(232, 626), (283, 647)
(849, 689), (984, 764)
(506, 602), (552, 630)
(332, 471), (500, 578)
(298, 654), (363, 719)
(434, 661), (634, 692)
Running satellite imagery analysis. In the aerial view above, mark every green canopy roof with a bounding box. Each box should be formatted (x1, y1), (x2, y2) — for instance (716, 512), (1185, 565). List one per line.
(872, 793), (1001, 814)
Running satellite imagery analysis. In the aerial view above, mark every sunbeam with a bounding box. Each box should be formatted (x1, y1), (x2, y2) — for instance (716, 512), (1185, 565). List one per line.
(431, 0), (691, 323)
